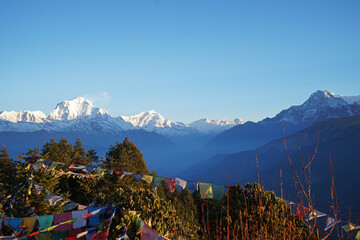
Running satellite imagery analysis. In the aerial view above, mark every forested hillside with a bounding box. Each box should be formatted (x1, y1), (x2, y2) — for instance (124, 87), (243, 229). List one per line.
(0, 138), (354, 239)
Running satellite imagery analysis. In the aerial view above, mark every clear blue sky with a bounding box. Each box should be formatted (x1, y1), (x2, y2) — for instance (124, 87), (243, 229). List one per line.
(1, 0), (359, 123)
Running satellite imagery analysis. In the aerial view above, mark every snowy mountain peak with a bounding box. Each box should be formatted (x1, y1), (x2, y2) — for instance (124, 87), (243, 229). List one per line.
(193, 118), (245, 126)
(324, 90), (335, 98)
(189, 118), (245, 134)
(270, 90), (360, 124)
(303, 90), (347, 109)
(0, 110), (48, 123)
(309, 90), (335, 100)
(49, 97), (108, 121)
(122, 110), (174, 128)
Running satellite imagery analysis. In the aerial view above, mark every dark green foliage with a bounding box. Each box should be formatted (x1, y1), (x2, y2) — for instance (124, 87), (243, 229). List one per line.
(0, 146), (16, 192)
(104, 138), (149, 174)
(86, 148), (99, 166)
(72, 137), (87, 165)
(41, 138), (73, 164)
(194, 183), (317, 239)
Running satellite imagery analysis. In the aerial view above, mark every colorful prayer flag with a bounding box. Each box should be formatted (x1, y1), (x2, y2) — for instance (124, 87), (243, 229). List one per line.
(96, 168), (105, 177)
(62, 202), (78, 212)
(141, 175), (154, 184)
(186, 181), (199, 192)
(53, 212), (73, 231)
(152, 177), (163, 190)
(85, 227), (97, 240)
(356, 230), (360, 240)
(22, 216), (37, 232)
(72, 210), (88, 229)
(134, 174), (143, 182)
(295, 205), (310, 219)
(90, 230), (109, 240)
(51, 230), (69, 240)
(164, 178), (175, 193)
(35, 232), (51, 240)
(306, 210), (326, 221)
(211, 184), (224, 201)
(175, 178), (187, 190)
(37, 215), (54, 230)
(342, 223), (360, 232)
(5, 218), (22, 232)
(199, 182), (213, 199)
(88, 207), (105, 226)
(324, 217), (340, 231)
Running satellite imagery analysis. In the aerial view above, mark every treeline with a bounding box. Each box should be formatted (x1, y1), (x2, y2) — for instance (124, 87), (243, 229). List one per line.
(0, 137), (314, 239)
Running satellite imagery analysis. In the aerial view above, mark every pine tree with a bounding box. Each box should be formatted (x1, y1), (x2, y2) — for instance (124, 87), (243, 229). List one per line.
(0, 146), (15, 193)
(86, 148), (99, 166)
(104, 138), (149, 174)
(72, 137), (87, 165)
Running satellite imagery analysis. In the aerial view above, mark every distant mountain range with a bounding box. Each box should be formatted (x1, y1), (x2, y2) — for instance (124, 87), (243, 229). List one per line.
(181, 114), (360, 217)
(200, 90), (360, 157)
(1, 90), (360, 177)
(0, 97), (244, 136)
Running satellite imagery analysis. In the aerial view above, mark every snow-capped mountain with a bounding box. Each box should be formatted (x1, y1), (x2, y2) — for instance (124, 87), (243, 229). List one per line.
(266, 90), (360, 125)
(189, 118), (245, 134)
(121, 110), (195, 136)
(0, 110), (49, 123)
(120, 111), (245, 136)
(336, 95), (360, 105)
(0, 97), (242, 136)
(0, 97), (133, 134)
(121, 110), (180, 128)
(49, 97), (108, 120)
(2, 90), (358, 137)
(202, 90), (360, 156)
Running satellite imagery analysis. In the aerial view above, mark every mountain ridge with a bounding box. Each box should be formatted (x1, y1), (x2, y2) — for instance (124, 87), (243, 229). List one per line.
(0, 97), (244, 136)
(200, 90), (360, 156)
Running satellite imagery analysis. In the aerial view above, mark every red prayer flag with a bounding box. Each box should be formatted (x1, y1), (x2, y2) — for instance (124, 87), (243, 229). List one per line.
(90, 230), (109, 240)
(69, 229), (86, 240)
(164, 178), (176, 193)
(295, 205), (310, 219)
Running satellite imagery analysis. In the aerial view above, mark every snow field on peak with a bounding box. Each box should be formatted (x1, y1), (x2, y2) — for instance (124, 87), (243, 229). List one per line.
(49, 97), (108, 121)
(0, 110), (48, 123)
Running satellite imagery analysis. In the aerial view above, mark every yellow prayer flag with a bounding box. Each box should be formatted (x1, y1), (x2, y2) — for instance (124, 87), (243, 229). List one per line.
(356, 230), (360, 240)
(22, 216), (37, 232)
(342, 223), (360, 232)
(141, 175), (154, 184)
(24, 164), (31, 170)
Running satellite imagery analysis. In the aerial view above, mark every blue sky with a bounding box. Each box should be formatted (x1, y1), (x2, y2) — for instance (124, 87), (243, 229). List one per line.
(1, 0), (359, 123)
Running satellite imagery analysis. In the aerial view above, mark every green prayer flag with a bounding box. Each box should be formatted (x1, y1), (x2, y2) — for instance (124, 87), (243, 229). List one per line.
(199, 183), (213, 199)
(36, 232), (52, 240)
(151, 177), (163, 190)
(49, 161), (64, 170)
(51, 231), (68, 240)
(96, 168), (105, 177)
(141, 175), (153, 184)
(37, 215), (54, 230)
(137, 218), (145, 229)
(212, 184), (224, 201)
